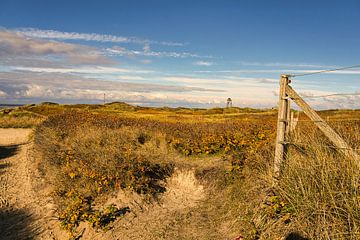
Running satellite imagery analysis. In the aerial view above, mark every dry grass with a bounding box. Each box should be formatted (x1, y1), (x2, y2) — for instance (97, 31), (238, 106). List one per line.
(0, 114), (44, 128)
(34, 119), (174, 237)
(23, 104), (360, 239)
(281, 123), (360, 239)
(175, 119), (360, 240)
(0, 102), (278, 129)
(246, 121), (360, 240)
(32, 111), (272, 239)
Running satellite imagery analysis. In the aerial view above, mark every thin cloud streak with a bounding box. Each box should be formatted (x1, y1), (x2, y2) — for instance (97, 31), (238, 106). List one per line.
(195, 69), (360, 75)
(0, 30), (90, 56)
(4, 28), (207, 60)
(237, 61), (339, 69)
(15, 28), (184, 46)
(0, 30), (114, 66)
(105, 46), (210, 58)
(193, 61), (214, 66)
(13, 66), (131, 74)
(162, 76), (278, 86)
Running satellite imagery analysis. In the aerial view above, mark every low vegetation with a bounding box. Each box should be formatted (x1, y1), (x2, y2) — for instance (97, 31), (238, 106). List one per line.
(2, 102), (360, 239)
(0, 107), (44, 128)
(34, 113), (174, 237)
(254, 121), (360, 239)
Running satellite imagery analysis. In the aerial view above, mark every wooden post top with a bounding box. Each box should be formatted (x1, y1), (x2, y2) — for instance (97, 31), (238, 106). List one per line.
(281, 75), (291, 83)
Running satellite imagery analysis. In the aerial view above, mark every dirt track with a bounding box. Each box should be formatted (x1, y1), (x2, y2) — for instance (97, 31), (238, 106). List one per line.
(0, 128), (227, 240)
(0, 128), (67, 240)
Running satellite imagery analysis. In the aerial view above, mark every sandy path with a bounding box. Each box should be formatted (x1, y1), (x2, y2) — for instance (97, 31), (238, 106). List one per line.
(0, 128), (221, 239)
(0, 128), (67, 240)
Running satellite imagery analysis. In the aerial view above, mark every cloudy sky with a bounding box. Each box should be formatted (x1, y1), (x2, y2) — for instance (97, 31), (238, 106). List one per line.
(0, 0), (360, 109)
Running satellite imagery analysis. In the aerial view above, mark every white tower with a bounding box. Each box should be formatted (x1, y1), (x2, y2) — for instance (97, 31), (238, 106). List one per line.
(226, 98), (232, 108)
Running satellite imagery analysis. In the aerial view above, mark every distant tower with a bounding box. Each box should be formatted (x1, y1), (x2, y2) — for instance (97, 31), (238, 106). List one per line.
(226, 98), (232, 108)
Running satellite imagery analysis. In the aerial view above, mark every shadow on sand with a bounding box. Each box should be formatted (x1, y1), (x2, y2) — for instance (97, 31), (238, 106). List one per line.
(0, 144), (37, 239)
(0, 145), (20, 175)
(0, 208), (37, 240)
(0, 145), (20, 160)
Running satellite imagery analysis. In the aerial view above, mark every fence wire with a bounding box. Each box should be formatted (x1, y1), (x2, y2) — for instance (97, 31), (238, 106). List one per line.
(284, 141), (360, 152)
(289, 64), (360, 78)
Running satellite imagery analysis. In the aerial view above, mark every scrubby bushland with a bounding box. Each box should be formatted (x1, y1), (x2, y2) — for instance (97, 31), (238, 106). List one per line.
(196, 120), (360, 240)
(32, 110), (360, 239)
(34, 112), (174, 237)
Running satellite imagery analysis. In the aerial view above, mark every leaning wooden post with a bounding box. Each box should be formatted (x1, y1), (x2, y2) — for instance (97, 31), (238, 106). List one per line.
(274, 75), (290, 180)
(286, 85), (360, 165)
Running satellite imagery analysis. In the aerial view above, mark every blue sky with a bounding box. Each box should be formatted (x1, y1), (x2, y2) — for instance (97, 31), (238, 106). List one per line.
(0, 0), (359, 108)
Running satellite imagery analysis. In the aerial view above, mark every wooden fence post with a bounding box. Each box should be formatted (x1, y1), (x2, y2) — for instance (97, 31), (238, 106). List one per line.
(285, 99), (291, 139)
(289, 111), (299, 133)
(274, 75), (290, 179)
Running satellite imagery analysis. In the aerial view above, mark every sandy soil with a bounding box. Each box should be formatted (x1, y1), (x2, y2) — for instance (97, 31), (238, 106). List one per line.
(0, 128), (32, 145)
(0, 128), (67, 240)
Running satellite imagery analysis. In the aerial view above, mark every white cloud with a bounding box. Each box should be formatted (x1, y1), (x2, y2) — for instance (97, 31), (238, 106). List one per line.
(1, 28), (358, 109)
(15, 28), (184, 46)
(2, 70), (358, 109)
(160, 75), (281, 106)
(0, 31), (85, 56)
(296, 90), (337, 98)
(13, 66), (130, 74)
(303, 95), (360, 109)
(23, 84), (55, 98)
(193, 61), (214, 66)
(140, 59), (152, 64)
(0, 29), (208, 67)
(106, 46), (207, 58)
(162, 76), (278, 86)
(0, 90), (7, 97)
(0, 71), (227, 107)
(143, 42), (151, 53)
(0, 71), (221, 95)
(0, 30), (113, 66)
(195, 69), (360, 75)
(117, 75), (145, 81)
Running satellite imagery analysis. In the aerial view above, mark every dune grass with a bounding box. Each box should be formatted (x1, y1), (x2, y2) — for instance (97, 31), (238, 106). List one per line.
(8, 102), (359, 239)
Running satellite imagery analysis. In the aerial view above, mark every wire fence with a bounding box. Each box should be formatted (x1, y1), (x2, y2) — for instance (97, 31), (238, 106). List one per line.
(287, 142), (360, 152)
(301, 93), (360, 99)
(288, 115), (360, 151)
(287, 64), (360, 152)
(287, 64), (360, 107)
(286, 118), (360, 152)
(288, 64), (360, 78)
(295, 119), (360, 122)
(274, 65), (360, 177)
